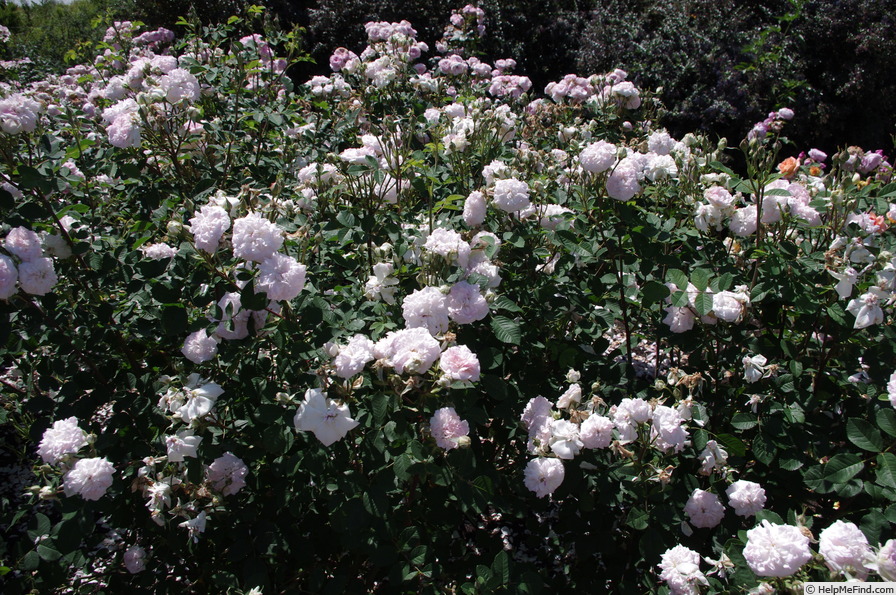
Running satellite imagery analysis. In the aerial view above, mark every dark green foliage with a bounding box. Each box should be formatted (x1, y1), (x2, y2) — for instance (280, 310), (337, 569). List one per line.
(791, 0), (896, 153)
(576, 0), (804, 145)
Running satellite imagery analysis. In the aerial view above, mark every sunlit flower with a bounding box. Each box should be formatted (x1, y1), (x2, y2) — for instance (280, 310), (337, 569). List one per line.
(847, 287), (887, 329)
(523, 457), (564, 497)
(63, 457), (115, 501)
(743, 521), (812, 577)
(293, 388), (359, 446)
(658, 545), (708, 595)
(430, 407), (469, 450)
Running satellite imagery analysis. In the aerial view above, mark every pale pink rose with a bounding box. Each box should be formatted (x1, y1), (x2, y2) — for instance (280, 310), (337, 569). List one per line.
(439, 345), (481, 382)
(430, 407), (469, 450)
(63, 457), (115, 500)
(523, 457), (564, 497)
(684, 489), (724, 528)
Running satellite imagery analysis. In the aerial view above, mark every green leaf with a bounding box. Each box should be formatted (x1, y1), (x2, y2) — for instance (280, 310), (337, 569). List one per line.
(861, 510), (890, 545)
(690, 268), (710, 291)
(752, 433), (776, 465)
(19, 550), (39, 571)
(804, 454), (864, 494)
(876, 453), (896, 489)
(626, 507), (649, 530)
(827, 303), (850, 327)
(18, 165), (53, 194)
(714, 433), (747, 457)
(640, 280), (669, 306)
(667, 269), (688, 289)
(731, 413), (758, 431)
(877, 408), (896, 438)
(37, 544), (62, 562)
(755, 509), (784, 525)
(693, 292), (713, 316)
(670, 290), (689, 307)
(491, 316), (521, 345)
(715, 272), (734, 292)
(27, 513), (51, 542)
(709, 161), (736, 177)
(490, 551), (510, 587)
(493, 296), (521, 313)
(848, 418), (884, 452)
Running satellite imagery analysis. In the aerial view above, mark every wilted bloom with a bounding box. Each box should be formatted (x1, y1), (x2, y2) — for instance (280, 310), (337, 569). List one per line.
(743, 521), (812, 577)
(658, 545), (708, 595)
(743, 354), (768, 383)
(698, 440), (728, 475)
(430, 407), (469, 450)
(63, 457), (115, 501)
(38, 417), (88, 464)
(293, 388), (359, 446)
(819, 520), (872, 579)
(523, 457), (564, 498)
(726, 480), (766, 517)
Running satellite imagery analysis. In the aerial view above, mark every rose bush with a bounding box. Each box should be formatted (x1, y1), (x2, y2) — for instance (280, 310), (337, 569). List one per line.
(1, 4), (896, 593)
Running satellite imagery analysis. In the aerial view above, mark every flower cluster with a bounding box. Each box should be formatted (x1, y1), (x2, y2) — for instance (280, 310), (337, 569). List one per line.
(520, 373), (699, 497)
(1, 226), (59, 298)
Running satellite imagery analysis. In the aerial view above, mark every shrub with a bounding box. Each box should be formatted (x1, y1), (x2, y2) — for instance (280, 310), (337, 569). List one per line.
(1, 4), (896, 594)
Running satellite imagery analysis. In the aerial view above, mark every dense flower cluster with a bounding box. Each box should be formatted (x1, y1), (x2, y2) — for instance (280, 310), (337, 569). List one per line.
(5, 3), (896, 591)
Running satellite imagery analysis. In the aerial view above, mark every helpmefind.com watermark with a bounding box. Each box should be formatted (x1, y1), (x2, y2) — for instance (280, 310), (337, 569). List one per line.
(803, 584), (896, 594)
